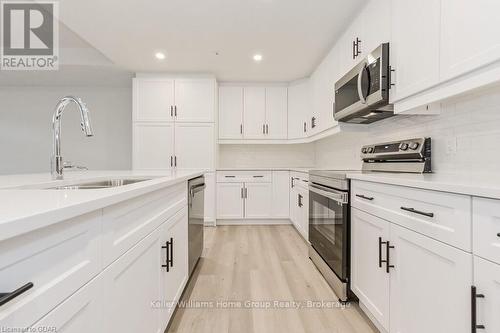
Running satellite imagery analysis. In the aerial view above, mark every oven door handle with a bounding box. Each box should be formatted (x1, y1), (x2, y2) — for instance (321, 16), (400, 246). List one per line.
(357, 63), (368, 104)
(309, 184), (348, 204)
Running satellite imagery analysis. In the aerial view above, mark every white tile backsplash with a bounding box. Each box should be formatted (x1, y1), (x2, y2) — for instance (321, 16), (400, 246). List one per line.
(315, 85), (500, 175)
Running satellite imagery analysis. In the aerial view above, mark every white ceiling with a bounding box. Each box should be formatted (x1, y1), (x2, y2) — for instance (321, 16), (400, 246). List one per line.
(58, 0), (367, 82)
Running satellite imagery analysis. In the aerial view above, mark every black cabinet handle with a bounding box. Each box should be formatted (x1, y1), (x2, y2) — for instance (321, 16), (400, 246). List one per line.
(355, 37), (361, 57)
(378, 237), (388, 268)
(400, 207), (434, 218)
(471, 286), (486, 332)
(225, 175), (236, 178)
(386, 241), (394, 273)
(174, 105), (177, 117)
(169, 237), (174, 268)
(170, 156), (173, 167)
(356, 194), (374, 201)
(253, 175), (264, 178)
(497, 233), (500, 238)
(352, 40), (356, 59)
(0, 283), (34, 307)
(170, 105), (174, 117)
(162, 240), (170, 272)
(298, 194), (303, 207)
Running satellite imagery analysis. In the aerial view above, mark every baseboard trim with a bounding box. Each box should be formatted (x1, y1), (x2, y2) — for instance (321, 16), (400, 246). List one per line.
(216, 219), (292, 225)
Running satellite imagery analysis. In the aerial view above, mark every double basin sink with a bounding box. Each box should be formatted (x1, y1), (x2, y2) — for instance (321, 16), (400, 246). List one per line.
(44, 178), (153, 190)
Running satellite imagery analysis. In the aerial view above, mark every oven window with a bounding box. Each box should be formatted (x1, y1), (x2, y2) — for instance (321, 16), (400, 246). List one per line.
(309, 189), (348, 281)
(335, 75), (360, 112)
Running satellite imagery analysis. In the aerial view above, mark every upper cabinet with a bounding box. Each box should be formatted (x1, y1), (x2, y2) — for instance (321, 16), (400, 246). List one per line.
(219, 85), (288, 140)
(174, 79), (215, 122)
(264, 87), (288, 139)
(219, 86), (244, 139)
(287, 80), (310, 139)
(134, 77), (215, 123)
(133, 78), (175, 122)
(440, 0), (500, 82)
(390, 0), (441, 102)
(243, 87), (267, 139)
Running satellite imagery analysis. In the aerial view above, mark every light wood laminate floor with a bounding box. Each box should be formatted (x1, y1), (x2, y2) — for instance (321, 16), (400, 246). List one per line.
(167, 225), (377, 333)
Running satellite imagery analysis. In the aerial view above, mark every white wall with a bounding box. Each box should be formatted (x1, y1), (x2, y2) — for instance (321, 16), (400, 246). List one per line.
(218, 143), (315, 169)
(0, 85), (132, 174)
(315, 85), (500, 175)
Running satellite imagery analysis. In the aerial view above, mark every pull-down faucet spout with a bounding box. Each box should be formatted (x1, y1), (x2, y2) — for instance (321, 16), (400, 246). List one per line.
(51, 96), (94, 180)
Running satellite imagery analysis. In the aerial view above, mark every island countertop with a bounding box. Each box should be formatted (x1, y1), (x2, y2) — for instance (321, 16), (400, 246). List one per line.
(0, 170), (205, 242)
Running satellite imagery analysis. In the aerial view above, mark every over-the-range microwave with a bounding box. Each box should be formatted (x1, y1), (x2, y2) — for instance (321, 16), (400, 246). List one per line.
(334, 43), (394, 124)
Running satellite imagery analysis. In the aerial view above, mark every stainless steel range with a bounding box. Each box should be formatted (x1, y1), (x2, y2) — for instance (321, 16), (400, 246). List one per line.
(308, 137), (432, 302)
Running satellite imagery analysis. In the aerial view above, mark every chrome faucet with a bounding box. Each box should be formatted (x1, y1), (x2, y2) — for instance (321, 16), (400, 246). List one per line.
(51, 96), (94, 180)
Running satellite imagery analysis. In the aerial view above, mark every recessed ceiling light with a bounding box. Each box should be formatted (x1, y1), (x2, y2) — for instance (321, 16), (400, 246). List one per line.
(253, 54), (263, 62)
(155, 52), (166, 60)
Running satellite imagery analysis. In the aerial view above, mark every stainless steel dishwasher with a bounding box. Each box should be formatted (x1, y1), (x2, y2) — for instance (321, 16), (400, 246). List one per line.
(188, 176), (205, 276)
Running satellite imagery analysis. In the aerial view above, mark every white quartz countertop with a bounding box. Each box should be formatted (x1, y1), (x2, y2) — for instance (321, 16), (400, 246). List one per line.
(0, 170), (205, 242)
(347, 171), (500, 200)
(217, 167), (311, 173)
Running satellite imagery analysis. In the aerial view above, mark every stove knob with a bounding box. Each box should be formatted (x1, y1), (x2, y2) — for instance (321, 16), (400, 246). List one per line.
(399, 143), (409, 151)
(409, 142), (420, 150)
(361, 147), (367, 154)
(367, 147), (374, 153)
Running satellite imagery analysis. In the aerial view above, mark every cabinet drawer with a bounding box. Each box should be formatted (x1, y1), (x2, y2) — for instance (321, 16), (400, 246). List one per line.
(0, 211), (101, 328)
(351, 180), (472, 251)
(217, 171), (271, 183)
(101, 183), (187, 267)
(473, 197), (500, 265)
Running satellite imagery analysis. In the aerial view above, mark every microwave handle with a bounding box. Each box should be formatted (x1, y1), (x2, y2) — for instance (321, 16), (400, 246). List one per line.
(357, 63), (368, 104)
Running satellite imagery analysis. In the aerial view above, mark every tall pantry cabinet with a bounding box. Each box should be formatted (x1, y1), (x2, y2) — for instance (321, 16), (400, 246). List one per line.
(132, 75), (216, 224)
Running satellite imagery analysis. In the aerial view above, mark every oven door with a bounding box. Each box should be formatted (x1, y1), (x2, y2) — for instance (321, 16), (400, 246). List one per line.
(308, 183), (349, 282)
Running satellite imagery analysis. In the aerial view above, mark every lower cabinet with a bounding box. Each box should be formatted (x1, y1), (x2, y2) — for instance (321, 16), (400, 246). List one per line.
(216, 171), (289, 221)
(31, 275), (103, 333)
(159, 208), (189, 330)
(473, 256), (500, 333)
(351, 207), (473, 333)
(100, 226), (162, 333)
(289, 179), (309, 240)
(351, 208), (390, 330)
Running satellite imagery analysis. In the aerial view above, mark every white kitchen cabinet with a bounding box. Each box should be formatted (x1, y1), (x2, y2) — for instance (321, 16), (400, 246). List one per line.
(474, 256), (500, 333)
(360, 0), (391, 58)
(243, 87), (267, 139)
(133, 78), (175, 122)
(271, 171), (290, 218)
(473, 197), (500, 265)
(158, 209), (189, 330)
(351, 208), (391, 331)
(440, 0), (500, 82)
(288, 80), (310, 139)
(204, 172), (216, 225)
(390, 0), (441, 102)
(389, 223), (472, 333)
(100, 228), (161, 333)
(265, 87), (288, 139)
(216, 182), (245, 219)
(218, 86), (244, 139)
(31, 276), (103, 333)
(174, 79), (215, 122)
(0, 212), (101, 329)
(174, 123), (214, 170)
(296, 185), (309, 240)
(133, 123), (175, 170)
(244, 182), (273, 219)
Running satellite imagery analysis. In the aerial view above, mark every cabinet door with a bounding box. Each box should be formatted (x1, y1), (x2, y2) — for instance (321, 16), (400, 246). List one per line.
(391, 0), (441, 102)
(473, 197), (500, 265)
(243, 87), (266, 139)
(174, 79), (215, 122)
(289, 185), (298, 227)
(389, 223), (472, 333)
(31, 276), (103, 333)
(218, 86), (243, 139)
(474, 256), (500, 333)
(296, 187), (309, 240)
(101, 230), (161, 333)
(265, 87), (288, 139)
(204, 172), (216, 224)
(159, 209), (188, 331)
(133, 123), (175, 170)
(361, 0), (391, 56)
(245, 182), (272, 218)
(216, 182), (244, 219)
(133, 78), (175, 122)
(350, 208), (391, 331)
(174, 123), (214, 170)
(287, 81), (310, 139)
(441, 0), (500, 82)
(271, 171), (290, 218)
